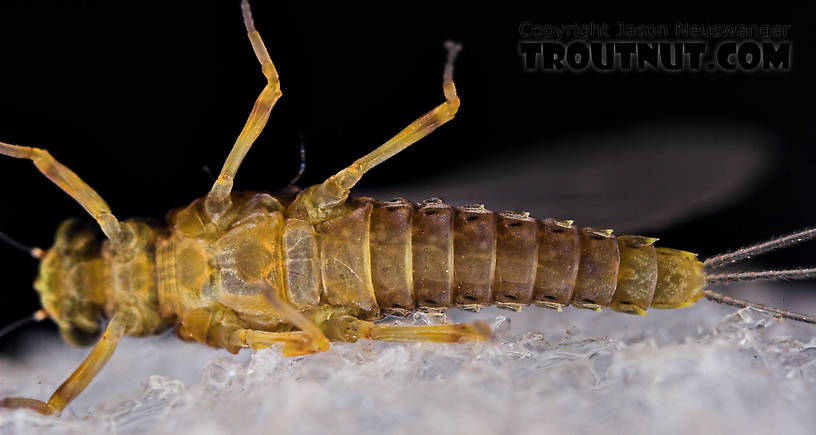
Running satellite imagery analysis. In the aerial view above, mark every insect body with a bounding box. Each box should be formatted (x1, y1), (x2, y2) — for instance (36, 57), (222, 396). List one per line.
(1, 0), (814, 416)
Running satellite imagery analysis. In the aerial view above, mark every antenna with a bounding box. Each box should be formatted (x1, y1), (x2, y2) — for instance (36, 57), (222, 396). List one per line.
(0, 310), (48, 341)
(288, 134), (307, 187)
(0, 230), (43, 259)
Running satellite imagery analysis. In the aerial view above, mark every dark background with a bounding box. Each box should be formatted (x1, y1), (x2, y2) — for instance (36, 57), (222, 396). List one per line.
(0, 1), (814, 332)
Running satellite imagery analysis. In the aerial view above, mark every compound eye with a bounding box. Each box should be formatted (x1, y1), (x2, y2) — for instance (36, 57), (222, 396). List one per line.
(58, 324), (100, 347)
(55, 218), (86, 241)
(54, 219), (98, 256)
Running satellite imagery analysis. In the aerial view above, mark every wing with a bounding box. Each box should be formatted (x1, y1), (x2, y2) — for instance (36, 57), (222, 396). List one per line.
(357, 121), (774, 234)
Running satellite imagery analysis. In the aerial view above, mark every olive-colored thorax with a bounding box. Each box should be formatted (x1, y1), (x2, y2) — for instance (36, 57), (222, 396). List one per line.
(34, 218), (171, 344)
(37, 192), (305, 345)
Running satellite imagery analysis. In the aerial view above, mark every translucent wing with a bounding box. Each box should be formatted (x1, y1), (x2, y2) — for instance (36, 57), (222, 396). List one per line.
(357, 122), (773, 233)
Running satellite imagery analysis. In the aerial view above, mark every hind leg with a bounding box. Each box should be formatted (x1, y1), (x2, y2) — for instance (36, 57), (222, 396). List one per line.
(178, 288), (330, 357)
(291, 41), (462, 221)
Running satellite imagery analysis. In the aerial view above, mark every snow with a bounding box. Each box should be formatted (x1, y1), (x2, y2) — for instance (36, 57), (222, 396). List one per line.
(2, 282), (815, 435)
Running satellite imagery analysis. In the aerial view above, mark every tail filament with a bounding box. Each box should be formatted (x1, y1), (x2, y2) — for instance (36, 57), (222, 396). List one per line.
(706, 268), (816, 284)
(704, 226), (816, 324)
(704, 227), (816, 270)
(703, 289), (816, 324)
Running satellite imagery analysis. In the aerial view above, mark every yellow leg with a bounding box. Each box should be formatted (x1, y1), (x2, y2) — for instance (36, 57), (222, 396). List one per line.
(0, 141), (122, 242)
(0, 312), (134, 415)
(206, 0), (282, 219)
(306, 41), (462, 215)
(259, 281), (330, 354)
(179, 307), (328, 357)
(177, 287), (330, 356)
(322, 315), (491, 344)
(230, 329), (329, 357)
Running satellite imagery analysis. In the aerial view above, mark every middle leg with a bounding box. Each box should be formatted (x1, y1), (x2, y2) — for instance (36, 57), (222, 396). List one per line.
(321, 314), (491, 344)
(177, 305), (329, 357)
(206, 0), (283, 219)
(231, 329), (327, 357)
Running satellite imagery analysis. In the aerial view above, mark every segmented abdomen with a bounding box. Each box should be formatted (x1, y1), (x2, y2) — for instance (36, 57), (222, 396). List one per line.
(367, 197), (698, 316)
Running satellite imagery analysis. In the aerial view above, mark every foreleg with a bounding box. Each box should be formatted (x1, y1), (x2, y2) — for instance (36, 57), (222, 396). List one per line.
(0, 142), (123, 241)
(0, 312), (135, 415)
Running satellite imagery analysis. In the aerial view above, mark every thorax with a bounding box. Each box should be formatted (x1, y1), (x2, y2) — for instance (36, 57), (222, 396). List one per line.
(157, 192), (292, 329)
(156, 192), (382, 331)
(101, 219), (171, 336)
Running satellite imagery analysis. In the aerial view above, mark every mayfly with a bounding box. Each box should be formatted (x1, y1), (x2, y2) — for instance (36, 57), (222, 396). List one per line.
(1, 0), (815, 416)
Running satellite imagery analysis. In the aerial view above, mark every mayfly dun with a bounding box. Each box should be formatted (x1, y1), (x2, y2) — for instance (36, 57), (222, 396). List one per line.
(0, 0), (814, 416)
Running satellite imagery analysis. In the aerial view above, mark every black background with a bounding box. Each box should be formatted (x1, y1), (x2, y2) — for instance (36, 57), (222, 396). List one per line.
(0, 1), (814, 332)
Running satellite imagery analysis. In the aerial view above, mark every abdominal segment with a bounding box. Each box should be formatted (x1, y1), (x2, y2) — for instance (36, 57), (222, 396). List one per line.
(268, 196), (704, 319)
(343, 197), (702, 315)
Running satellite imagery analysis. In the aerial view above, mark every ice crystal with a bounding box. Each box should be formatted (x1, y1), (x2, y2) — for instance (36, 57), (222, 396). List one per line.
(2, 291), (816, 435)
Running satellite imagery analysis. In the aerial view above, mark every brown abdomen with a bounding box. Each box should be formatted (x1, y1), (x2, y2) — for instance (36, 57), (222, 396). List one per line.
(367, 198), (658, 314)
(411, 199), (454, 309)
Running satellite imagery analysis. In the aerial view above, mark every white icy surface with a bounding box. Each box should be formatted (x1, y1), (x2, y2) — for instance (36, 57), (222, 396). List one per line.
(2, 283), (816, 435)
